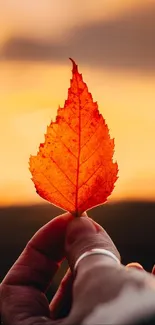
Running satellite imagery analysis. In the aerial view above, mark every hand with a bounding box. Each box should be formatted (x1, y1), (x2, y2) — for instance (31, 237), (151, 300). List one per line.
(64, 218), (155, 325)
(0, 212), (120, 325)
(2, 213), (155, 325)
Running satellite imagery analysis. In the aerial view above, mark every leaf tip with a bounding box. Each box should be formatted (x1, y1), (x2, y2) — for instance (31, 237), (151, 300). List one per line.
(69, 58), (78, 73)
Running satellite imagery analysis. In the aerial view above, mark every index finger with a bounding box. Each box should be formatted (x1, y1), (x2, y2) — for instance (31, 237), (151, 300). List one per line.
(0, 212), (73, 325)
(2, 212), (73, 290)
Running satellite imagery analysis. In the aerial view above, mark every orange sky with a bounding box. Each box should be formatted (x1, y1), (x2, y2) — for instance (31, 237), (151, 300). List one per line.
(0, 0), (147, 42)
(1, 0), (155, 206)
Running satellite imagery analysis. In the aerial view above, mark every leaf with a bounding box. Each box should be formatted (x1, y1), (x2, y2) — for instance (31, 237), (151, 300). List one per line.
(29, 59), (118, 216)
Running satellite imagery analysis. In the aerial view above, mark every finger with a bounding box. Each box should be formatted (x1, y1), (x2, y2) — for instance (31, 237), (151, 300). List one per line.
(65, 216), (120, 271)
(63, 216), (120, 325)
(0, 212), (74, 325)
(2, 212), (73, 291)
(152, 265), (155, 275)
(50, 212), (89, 319)
(126, 262), (144, 271)
(50, 269), (73, 320)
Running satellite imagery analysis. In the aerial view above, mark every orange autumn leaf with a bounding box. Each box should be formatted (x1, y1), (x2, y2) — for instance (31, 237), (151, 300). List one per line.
(29, 59), (118, 216)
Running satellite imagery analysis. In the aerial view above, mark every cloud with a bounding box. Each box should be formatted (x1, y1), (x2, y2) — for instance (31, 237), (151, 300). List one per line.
(1, 3), (155, 71)
(1, 38), (63, 61)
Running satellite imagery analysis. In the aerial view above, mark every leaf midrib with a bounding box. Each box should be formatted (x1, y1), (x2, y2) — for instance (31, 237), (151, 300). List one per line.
(75, 74), (81, 215)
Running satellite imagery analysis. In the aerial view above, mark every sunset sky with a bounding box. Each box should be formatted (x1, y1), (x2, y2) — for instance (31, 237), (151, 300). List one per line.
(1, 0), (155, 206)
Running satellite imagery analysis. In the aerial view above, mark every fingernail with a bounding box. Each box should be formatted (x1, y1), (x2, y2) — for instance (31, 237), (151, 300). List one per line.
(152, 265), (155, 275)
(66, 217), (97, 245)
(126, 262), (144, 271)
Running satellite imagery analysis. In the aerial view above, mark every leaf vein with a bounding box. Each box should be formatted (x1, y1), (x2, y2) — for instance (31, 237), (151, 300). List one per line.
(80, 141), (102, 166)
(81, 118), (102, 150)
(79, 163), (102, 190)
(52, 127), (77, 159)
(62, 116), (78, 134)
(79, 180), (106, 210)
(49, 156), (76, 187)
(40, 171), (75, 208)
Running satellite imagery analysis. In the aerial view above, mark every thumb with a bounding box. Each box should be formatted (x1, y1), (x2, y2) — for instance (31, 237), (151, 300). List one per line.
(65, 215), (120, 271)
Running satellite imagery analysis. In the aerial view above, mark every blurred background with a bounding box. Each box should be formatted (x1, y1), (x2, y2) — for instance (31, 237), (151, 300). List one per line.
(0, 0), (155, 297)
